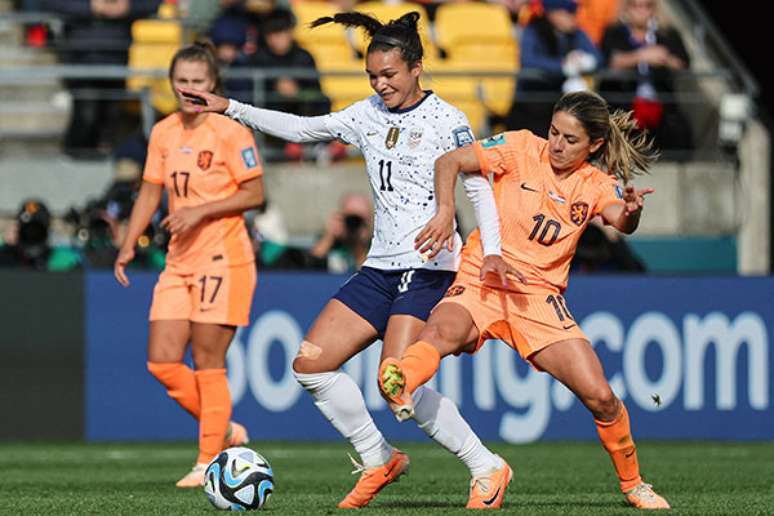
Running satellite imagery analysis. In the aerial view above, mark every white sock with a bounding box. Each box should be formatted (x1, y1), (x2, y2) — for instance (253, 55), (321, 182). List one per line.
(412, 385), (501, 477)
(294, 370), (393, 469)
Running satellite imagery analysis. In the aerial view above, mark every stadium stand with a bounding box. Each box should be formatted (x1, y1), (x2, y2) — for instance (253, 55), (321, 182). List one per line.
(127, 16), (183, 115)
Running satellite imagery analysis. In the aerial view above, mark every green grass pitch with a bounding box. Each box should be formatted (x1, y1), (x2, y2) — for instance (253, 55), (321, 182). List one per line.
(0, 441), (772, 514)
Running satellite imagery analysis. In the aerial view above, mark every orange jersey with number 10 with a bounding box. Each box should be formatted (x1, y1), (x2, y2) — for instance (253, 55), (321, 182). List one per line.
(143, 113), (263, 274)
(462, 130), (625, 293)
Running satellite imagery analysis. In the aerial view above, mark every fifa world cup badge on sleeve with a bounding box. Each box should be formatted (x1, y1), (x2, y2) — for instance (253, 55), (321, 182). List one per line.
(241, 147), (258, 169)
(453, 126), (474, 148)
(481, 133), (506, 148)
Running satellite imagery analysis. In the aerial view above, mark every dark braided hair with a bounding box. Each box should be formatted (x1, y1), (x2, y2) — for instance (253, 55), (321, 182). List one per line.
(311, 11), (423, 66)
(168, 40), (224, 95)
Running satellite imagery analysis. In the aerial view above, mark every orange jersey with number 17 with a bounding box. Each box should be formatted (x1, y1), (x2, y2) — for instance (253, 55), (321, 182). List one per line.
(143, 113), (263, 274)
(461, 130), (625, 293)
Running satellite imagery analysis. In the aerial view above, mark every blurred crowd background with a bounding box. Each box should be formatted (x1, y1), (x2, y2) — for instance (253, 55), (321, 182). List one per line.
(0, 0), (768, 276)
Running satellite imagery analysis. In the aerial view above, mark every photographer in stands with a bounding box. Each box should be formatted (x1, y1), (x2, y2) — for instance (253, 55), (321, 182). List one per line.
(309, 193), (372, 273)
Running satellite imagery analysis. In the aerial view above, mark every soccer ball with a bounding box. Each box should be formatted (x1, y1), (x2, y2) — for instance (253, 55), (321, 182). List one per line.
(204, 447), (274, 511)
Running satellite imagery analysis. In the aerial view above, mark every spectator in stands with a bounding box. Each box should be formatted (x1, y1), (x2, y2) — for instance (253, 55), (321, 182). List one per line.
(507, 0), (601, 135)
(599, 0), (692, 153)
(489, 0), (532, 25)
(513, 0), (619, 44)
(248, 7), (331, 159)
(210, 14), (254, 103)
(250, 8), (330, 117)
(576, 0), (619, 45)
(0, 199), (80, 271)
(43, 0), (161, 157)
(309, 192), (372, 274)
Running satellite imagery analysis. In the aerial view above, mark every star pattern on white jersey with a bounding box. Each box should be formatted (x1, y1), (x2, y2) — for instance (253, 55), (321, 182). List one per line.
(323, 92), (473, 271)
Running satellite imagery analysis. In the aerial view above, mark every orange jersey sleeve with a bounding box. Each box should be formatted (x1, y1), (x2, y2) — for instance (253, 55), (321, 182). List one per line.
(592, 173), (626, 216)
(142, 124), (166, 185)
(472, 130), (532, 178)
(222, 122), (263, 184)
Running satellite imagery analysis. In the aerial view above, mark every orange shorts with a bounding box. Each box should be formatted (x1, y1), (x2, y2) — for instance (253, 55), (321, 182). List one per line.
(149, 262), (257, 327)
(437, 271), (588, 366)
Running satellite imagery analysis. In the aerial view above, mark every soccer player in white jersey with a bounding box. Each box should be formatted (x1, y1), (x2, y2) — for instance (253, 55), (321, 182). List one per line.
(178, 11), (514, 509)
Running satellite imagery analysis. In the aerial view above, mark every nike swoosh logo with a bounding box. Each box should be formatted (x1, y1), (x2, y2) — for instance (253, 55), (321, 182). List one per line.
(562, 324), (576, 330)
(520, 182), (539, 192)
(483, 487), (502, 506)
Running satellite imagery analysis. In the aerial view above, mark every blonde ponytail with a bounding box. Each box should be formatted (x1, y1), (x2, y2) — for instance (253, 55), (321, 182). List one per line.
(602, 109), (659, 183)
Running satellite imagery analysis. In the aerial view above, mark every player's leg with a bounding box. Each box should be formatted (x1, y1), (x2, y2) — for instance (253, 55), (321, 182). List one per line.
(380, 302), (479, 410)
(146, 272), (201, 417)
(381, 270), (505, 477)
(147, 320), (201, 417)
(382, 312), (507, 493)
(530, 338), (669, 509)
(175, 265), (255, 488)
(175, 321), (237, 488)
(292, 289), (401, 509)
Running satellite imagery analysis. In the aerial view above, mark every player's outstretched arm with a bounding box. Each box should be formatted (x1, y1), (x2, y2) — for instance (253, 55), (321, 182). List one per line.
(177, 88), (336, 144)
(600, 185), (654, 234)
(115, 181), (163, 287)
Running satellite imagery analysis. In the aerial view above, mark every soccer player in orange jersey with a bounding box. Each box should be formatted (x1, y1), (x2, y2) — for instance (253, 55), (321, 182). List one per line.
(380, 91), (671, 509)
(113, 42), (265, 488)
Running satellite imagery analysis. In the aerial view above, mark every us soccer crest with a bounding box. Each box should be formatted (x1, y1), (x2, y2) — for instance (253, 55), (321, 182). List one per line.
(197, 150), (213, 171)
(408, 128), (423, 149)
(385, 127), (400, 149)
(570, 201), (589, 226)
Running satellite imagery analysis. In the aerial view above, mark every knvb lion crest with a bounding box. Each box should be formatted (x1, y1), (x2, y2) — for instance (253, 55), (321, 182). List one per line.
(197, 150), (213, 171)
(570, 201), (589, 226)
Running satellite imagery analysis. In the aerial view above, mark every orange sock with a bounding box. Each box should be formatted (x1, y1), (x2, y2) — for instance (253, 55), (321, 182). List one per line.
(595, 402), (642, 493)
(401, 341), (441, 393)
(195, 368), (232, 464)
(147, 362), (201, 419)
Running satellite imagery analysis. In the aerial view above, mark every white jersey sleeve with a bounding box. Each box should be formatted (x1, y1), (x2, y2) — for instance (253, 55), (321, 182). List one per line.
(437, 108), (502, 257)
(225, 99), (364, 145)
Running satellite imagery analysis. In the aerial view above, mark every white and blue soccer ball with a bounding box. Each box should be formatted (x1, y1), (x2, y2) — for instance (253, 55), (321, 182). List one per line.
(204, 447), (274, 511)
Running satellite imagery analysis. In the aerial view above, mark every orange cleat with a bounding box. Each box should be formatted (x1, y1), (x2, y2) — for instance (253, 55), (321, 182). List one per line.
(337, 449), (410, 509)
(225, 421), (250, 447)
(176, 463), (207, 488)
(466, 457), (513, 509)
(378, 359), (414, 421)
(624, 482), (671, 510)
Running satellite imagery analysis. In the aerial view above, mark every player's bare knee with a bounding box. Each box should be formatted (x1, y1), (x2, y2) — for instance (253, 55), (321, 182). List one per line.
(293, 340), (323, 375)
(586, 387), (618, 420)
(418, 323), (444, 346)
(420, 322), (458, 352)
